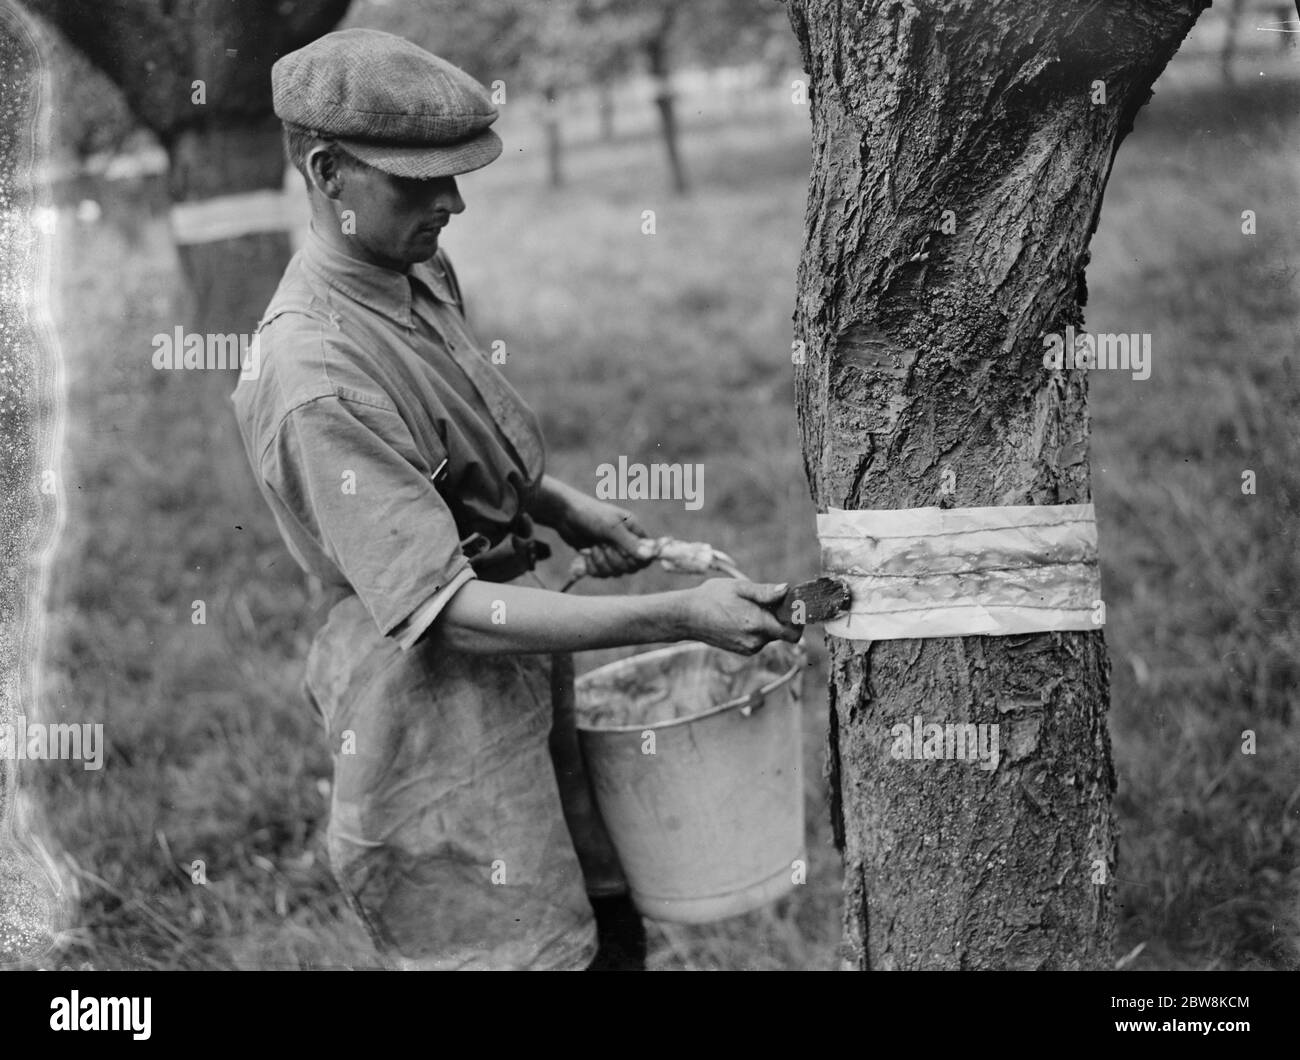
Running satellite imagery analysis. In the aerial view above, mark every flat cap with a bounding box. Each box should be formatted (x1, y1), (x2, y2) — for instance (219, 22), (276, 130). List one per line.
(273, 28), (502, 179)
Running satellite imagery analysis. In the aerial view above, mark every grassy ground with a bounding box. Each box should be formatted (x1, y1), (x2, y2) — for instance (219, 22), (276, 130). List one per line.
(21, 49), (1299, 970)
(1086, 59), (1300, 970)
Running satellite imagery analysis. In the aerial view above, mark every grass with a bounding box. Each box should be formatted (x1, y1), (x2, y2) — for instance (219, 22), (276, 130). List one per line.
(1086, 60), (1300, 970)
(18, 47), (1300, 970)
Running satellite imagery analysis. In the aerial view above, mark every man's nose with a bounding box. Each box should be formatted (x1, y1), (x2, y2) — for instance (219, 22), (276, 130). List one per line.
(436, 178), (465, 214)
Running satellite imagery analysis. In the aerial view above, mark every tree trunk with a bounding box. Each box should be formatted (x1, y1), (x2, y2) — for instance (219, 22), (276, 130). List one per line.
(597, 80), (615, 143)
(645, 34), (687, 196)
(542, 87), (563, 189)
(1221, 0), (1246, 83)
(784, 0), (1208, 970)
(164, 118), (296, 516)
(27, 0), (351, 517)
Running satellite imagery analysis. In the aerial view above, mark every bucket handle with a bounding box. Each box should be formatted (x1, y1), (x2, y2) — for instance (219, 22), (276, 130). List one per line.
(560, 536), (745, 592)
(719, 648), (805, 717)
(561, 538), (802, 719)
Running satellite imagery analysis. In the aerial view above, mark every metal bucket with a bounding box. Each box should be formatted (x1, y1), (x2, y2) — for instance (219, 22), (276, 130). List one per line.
(574, 640), (806, 924)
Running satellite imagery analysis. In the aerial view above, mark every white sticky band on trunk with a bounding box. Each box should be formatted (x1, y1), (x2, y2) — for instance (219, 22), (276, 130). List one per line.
(169, 190), (292, 245)
(817, 503), (1102, 640)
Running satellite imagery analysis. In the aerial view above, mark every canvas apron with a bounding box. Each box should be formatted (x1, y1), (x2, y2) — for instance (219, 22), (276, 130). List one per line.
(303, 566), (621, 971)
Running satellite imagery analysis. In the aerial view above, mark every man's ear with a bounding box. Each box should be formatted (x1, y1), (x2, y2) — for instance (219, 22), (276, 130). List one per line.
(305, 144), (346, 199)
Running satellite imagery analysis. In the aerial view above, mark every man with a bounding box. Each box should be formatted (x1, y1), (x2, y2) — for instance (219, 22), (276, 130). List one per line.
(232, 28), (799, 971)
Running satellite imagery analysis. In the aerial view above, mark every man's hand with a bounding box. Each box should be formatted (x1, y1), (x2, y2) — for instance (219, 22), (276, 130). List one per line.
(532, 475), (654, 577)
(684, 579), (803, 655)
(555, 492), (652, 577)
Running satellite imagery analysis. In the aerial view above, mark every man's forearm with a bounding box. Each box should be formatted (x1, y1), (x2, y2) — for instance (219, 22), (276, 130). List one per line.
(430, 578), (690, 654)
(529, 474), (583, 529)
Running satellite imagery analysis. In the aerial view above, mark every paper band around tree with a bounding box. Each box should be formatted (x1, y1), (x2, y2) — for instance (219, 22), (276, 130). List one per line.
(817, 503), (1103, 640)
(169, 190), (294, 245)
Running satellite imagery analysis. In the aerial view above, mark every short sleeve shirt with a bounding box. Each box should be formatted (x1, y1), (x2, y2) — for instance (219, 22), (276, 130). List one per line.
(230, 225), (547, 639)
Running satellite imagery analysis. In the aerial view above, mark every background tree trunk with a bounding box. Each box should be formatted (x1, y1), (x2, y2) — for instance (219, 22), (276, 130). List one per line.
(27, 0), (351, 516)
(1220, 0), (1246, 83)
(597, 79), (616, 143)
(542, 85), (564, 189)
(784, 0), (1208, 970)
(645, 25), (687, 196)
(166, 118), (299, 514)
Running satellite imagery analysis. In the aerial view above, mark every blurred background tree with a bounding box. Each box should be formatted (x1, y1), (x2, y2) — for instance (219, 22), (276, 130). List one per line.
(349, 0), (794, 194)
(23, 0), (353, 515)
(40, 26), (136, 170)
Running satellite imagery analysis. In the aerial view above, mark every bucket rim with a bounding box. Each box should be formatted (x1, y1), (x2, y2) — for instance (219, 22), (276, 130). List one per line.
(574, 640), (806, 734)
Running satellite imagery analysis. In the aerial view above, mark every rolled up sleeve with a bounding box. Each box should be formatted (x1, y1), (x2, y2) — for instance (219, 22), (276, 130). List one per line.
(261, 392), (473, 638)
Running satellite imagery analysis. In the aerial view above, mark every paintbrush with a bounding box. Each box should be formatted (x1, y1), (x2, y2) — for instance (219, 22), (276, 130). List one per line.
(770, 576), (852, 625)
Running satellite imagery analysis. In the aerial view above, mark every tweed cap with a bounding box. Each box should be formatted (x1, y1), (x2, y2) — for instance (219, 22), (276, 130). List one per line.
(273, 28), (502, 179)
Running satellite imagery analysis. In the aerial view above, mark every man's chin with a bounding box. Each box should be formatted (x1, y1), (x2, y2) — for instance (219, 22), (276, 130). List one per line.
(409, 233), (440, 263)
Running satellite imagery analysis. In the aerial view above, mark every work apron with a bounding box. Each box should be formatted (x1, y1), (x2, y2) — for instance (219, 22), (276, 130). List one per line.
(303, 571), (616, 971)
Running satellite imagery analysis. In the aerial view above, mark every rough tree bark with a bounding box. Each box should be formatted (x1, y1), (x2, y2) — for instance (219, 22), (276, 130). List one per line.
(783, 0), (1208, 969)
(26, 0), (351, 510)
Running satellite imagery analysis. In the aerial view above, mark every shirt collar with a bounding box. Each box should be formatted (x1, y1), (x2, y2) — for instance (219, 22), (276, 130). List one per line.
(300, 223), (414, 326)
